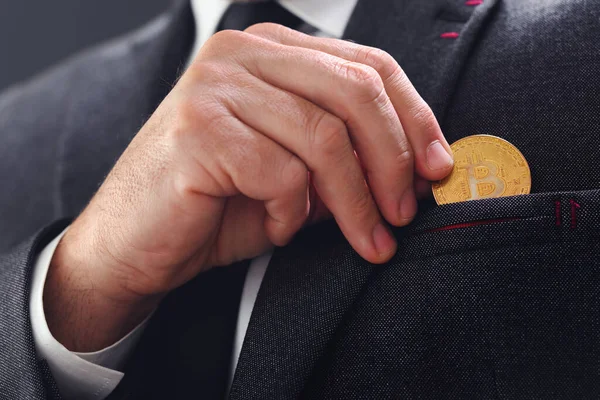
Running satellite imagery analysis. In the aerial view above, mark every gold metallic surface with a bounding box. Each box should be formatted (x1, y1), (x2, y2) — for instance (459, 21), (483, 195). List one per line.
(432, 135), (531, 205)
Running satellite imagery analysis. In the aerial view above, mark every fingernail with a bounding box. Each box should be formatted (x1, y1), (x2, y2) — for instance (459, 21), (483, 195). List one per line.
(399, 188), (417, 222)
(372, 223), (396, 257)
(427, 140), (454, 171)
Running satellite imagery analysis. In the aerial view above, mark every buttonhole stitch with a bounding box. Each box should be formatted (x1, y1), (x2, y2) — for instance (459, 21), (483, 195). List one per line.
(440, 32), (460, 39)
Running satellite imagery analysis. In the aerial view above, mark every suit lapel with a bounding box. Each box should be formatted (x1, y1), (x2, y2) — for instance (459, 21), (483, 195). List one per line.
(229, 0), (500, 398)
(229, 220), (373, 399)
(343, 0), (500, 121)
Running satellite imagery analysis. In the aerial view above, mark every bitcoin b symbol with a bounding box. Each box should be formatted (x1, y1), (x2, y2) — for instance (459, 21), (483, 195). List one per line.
(463, 159), (506, 200)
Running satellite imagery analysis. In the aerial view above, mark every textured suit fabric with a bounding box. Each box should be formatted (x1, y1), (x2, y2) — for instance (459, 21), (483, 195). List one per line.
(0, 0), (598, 399)
(0, 221), (68, 400)
(230, 0), (600, 398)
(233, 193), (600, 399)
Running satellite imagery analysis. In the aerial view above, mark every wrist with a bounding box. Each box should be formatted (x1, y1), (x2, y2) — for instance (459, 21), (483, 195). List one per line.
(43, 221), (162, 352)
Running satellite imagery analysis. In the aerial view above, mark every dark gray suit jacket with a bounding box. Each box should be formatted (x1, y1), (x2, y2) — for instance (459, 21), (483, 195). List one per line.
(1, 0), (599, 399)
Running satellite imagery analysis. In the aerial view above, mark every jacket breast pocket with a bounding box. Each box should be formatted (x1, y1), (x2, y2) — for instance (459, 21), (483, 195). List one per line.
(334, 190), (600, 398)
(400, 189), (600, 259)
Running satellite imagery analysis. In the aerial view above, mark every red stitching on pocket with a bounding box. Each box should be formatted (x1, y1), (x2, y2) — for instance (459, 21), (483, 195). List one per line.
(426, 218), (521, 233)
(570, 199), (580, 229)
(465, 0), (483, 5)
(555, 200), (562, 226)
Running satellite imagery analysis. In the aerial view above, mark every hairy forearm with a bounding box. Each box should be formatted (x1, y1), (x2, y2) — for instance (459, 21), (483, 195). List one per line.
(43, 229), (160, 353)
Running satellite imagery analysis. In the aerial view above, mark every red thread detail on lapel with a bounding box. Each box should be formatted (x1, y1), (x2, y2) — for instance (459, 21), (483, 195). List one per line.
(555, 200), (562, 226)
(465, 0), (483, 5)
(426, 218), (521, 233)
(570, 199), (581, 229)
(440, 32), (460, 39)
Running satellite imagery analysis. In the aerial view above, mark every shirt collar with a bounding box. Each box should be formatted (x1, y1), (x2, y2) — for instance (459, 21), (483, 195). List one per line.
(278, 0), (359, 38)
(190, 0), (231, 56)
(190, 0), (359, 45)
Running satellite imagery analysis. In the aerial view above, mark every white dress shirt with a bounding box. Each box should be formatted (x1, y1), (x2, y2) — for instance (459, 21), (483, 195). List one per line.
(29, 1), (359, 399)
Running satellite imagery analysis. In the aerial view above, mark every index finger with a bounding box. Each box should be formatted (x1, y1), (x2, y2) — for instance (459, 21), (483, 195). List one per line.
(245, 23), (454, 182)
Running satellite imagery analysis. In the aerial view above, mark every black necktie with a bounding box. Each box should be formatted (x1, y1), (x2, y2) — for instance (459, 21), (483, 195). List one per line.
(217, 0), (317, 34)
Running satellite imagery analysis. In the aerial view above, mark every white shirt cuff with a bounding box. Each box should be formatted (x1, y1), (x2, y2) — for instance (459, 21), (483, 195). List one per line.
(30, 228), (150, 400)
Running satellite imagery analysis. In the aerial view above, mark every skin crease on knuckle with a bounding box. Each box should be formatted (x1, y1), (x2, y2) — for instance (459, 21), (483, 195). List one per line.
(186, 60), (229, 85)
(244, 22), (287, 37)
(410, 101), (442, 142)
(279, 155), (309, 198)
(338, 61), (386, 106)
(162, 94), (236, 196)
(309, 112), (352, 164)
(196, 30), (260, 77)
(223, 132), (289, 200)
(201, 29), (247, 56)
(355, 46), (401, 84)
(272, 157), (310, 235)
(346, 181), (376, 225)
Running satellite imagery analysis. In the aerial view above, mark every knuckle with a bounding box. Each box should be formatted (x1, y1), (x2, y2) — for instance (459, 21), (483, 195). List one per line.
(280, 155), (308, 191)
(164, 124), (188, 151)
(177, 97), (220, 132)
(167, 100), (198, 141)
(188, 60), (251, 91)
(221, 137), (257, 183)
(394, 148), (414, 171)
(349, 188), (374, 219)
(201, 109), (236, 136)
(338, 62), (385, 104)
(188, 60), (223, 80)
(166, 101), (229, 154)
(176, 95), (197, 119)
(211, 29), (247, 44)
(357, 47), (401, 83)
(387, 66), (417, 97)
(169, 104), (230, 154)
(411, 102), (442, 138)
(201, 30), (248, 56)
(310, 113), (350, 158)
(245, 22), (284, 35)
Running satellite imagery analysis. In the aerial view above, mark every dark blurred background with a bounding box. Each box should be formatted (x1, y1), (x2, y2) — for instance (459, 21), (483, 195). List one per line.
(0, 0), (170, 91)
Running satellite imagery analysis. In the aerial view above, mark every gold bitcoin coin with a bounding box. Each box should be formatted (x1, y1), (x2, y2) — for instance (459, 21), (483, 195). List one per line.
(432, 135), (531, 205)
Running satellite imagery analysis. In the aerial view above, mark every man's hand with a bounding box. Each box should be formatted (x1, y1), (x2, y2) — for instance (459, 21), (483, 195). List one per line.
(44, 24), (453, 351)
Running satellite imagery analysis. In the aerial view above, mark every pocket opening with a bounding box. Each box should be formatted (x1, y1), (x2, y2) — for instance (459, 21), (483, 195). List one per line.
(424, 217), (523, 233)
